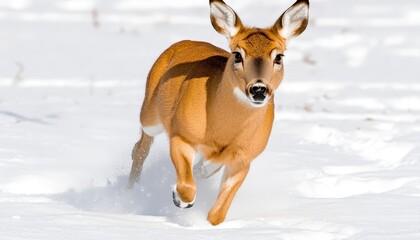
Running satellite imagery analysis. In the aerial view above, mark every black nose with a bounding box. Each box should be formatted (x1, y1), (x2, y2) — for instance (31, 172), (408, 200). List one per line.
(250, 85), (267, 95)
(249, 83), (267, 102)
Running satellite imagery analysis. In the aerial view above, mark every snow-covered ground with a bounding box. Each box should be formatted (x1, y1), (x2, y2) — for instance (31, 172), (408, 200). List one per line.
(1, 0), (420, 239)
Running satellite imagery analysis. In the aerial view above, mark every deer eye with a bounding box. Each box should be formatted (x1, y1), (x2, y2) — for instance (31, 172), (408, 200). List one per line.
(233, 52), (243, 64)
(274, 54), (283, 65)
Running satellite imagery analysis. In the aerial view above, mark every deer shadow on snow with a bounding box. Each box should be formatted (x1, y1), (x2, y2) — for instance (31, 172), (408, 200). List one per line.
(54, 134), (223, 227)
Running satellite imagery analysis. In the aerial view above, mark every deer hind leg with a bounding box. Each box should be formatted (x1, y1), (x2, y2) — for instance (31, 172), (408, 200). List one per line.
(207, 162), (250, 225)
(193, 158), (223, 179)
(127, 131), (154, 189)
(170, 136), (196, 208)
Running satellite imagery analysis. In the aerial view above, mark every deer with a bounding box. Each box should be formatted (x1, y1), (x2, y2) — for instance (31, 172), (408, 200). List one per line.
(128, 0), (309, 226)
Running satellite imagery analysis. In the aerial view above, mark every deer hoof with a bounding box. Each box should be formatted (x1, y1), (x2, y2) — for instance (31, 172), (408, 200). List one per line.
(172, 185), (195, 209)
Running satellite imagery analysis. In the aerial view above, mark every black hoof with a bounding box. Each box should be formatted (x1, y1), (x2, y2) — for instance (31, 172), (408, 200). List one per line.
(172, 188), (194, 209)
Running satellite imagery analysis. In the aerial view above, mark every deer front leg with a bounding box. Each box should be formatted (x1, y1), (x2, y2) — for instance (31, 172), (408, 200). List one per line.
(208, 162), (250, 225)
(170, 136), (196, 208)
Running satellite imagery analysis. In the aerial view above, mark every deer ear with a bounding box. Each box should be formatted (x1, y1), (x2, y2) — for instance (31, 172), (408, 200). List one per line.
(210, 0), (243, 38)
(273, 0), (309, 40)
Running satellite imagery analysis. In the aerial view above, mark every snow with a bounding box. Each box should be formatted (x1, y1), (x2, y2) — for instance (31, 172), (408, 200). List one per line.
(1, 0), (420, 239)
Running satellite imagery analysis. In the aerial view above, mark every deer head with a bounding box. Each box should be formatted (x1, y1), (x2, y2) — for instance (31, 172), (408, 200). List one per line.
(210, 0), (309, 107)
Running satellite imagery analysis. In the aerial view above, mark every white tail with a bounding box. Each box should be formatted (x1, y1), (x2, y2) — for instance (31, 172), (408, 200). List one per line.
(129, 0), (309, 225)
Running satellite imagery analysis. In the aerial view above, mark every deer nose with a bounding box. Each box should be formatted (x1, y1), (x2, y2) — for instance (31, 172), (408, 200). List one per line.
(250, 84), (267, 95)
(249, 81), (267, 101)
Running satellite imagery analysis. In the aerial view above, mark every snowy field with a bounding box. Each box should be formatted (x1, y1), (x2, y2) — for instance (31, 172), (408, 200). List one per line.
(1, 0), (420, 239)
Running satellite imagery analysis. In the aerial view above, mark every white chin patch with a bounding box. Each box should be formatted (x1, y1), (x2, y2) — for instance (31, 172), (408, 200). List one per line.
(233, 87), (268, 108)
(250, 99), (269, 108)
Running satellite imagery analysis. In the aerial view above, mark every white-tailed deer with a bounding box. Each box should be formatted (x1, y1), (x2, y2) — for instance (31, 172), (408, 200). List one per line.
(128, 0), (309, 225)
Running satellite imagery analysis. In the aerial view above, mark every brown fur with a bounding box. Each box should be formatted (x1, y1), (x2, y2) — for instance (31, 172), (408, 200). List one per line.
(129, 0), (309, 226)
